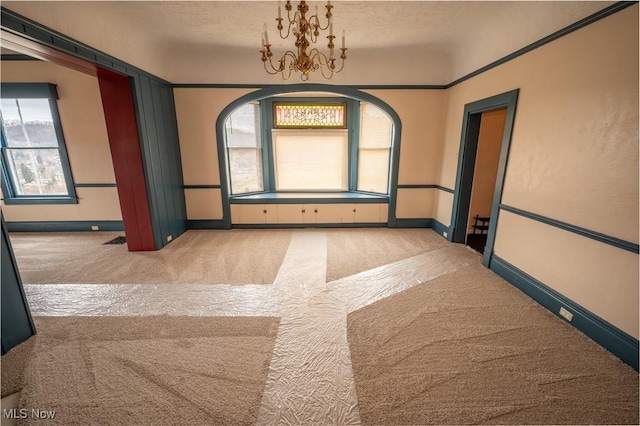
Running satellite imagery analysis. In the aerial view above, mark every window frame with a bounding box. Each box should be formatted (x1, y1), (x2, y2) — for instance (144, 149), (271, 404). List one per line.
(0, 83), (77, 205)
(224, 96), (394, 198)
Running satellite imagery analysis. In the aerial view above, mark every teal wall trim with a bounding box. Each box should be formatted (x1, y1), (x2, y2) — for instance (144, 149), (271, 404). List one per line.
(6, 220), (124, 232)
(431, 219), (450, 238)
(436, 186), (455, 194)
(232, 223), (387, 229)
(500, 204), (639, 254)
(75, 183), (117, 188)
(1, 214), (36, 355)
(392, 219), (450, 239)
(395, 219), (432, 228)
(1, 54), (40, 61)
(1, 82), (58, 99)
(184, 185), (222, 189)
(397, 184), (437, 189)
(489, 254), (639, 370)
(173, 83), (447, 90)
(397, 184), (455, 194)
(186, 220), (225, 229)
(230, 194), (388, 204)
(446, 2), (635, 88)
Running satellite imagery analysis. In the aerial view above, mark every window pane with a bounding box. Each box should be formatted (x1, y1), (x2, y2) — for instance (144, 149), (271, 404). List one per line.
(358, 102), (393, 194)
(274, 130), (348, 191)
(225, 103), (260, 148)
(1, 99), (58, 147)
(274, 104), (346, 128)
(360, 103), (392, 148)
(6, 148), (68, 195)
(228, 148), (264, 194)
(358, 149), (390, 194)
(225, 103), (264, 194)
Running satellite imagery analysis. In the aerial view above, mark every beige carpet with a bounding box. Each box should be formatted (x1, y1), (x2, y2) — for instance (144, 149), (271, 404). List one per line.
(2, 316), (279, 425)
(326, 228), (450, 282)
(10, 230), (292, 284)
(348, 263), (639, 425)
(1, 337), (35, 398)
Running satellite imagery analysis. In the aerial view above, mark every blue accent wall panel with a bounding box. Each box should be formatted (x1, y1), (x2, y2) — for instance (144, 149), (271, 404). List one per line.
(1, 215), (36, 355)
(132, 75), (187, 249)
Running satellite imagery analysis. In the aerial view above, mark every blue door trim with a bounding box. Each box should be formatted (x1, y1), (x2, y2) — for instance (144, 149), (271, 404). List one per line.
(449, 89), (519, 268)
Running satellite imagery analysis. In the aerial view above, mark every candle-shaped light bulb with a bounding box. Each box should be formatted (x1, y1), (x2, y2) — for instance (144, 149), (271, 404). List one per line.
(330, 22), (333, 36)
(314, 5), (318, 16)
(342, 29), (345, 49)
(262, 35), (265, 47)
(263, 24), (269, 45)
(278, 3), (282, 19)
(327, 0), (331, 5)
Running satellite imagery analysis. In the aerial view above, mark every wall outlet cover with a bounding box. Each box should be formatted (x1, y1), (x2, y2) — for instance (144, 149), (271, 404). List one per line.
(167, 235), (173, 242)
(559, 307), (573, 322)
(91, 225), (99, 231)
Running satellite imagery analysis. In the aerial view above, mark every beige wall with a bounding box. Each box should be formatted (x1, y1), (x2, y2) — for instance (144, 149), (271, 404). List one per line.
(174, 88), (447, 221)
(1, 60), (121, 222)
(436, 5), (639, 337)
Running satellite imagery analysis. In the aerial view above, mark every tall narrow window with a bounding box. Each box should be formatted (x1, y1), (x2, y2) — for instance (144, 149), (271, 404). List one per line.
(358, 103), (393, 194)
(224, 102), (263, 195)
(0, 83), (76, 204)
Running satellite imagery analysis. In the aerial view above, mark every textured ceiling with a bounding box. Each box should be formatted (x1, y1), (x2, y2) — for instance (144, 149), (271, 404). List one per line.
(1, 1), (616, 84)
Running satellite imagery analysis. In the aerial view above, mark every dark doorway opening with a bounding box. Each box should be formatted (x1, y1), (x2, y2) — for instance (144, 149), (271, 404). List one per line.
(449, 90), (519, 266)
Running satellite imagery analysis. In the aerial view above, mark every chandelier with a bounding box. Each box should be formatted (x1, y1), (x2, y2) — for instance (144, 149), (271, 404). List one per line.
(260, 1), (347, 81)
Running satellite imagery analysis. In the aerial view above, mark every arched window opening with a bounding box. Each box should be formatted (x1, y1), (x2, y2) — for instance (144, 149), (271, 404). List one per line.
(222, 96), (394, 197)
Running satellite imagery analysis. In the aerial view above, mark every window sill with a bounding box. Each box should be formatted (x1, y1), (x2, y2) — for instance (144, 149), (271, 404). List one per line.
(2, 196), (78, 205)
(230, 192), (388, 204)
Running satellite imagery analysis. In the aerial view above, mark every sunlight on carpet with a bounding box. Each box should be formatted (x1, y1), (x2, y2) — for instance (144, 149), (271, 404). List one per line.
(10, 230), (292, 285)
(325, 228), (452, 282)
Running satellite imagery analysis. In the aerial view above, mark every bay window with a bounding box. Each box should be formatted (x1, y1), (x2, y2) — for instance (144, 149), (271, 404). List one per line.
(223, 96), (393, 197)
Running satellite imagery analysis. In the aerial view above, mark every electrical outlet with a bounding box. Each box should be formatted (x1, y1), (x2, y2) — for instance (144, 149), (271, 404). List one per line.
(91, 225), (99, 231)
(167, 235), (173, 242)
(443, 231), (448, 238)
(559, 307), (573, 322)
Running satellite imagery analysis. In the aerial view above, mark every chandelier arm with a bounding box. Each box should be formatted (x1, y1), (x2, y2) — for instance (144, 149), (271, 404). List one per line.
(282, 50), (299, 80)
(263, 58), (283, 75)
(310, 51), (335, 80)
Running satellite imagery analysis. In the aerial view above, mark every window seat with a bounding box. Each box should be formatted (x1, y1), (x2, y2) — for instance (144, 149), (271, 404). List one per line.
(230, 192), (388, 204)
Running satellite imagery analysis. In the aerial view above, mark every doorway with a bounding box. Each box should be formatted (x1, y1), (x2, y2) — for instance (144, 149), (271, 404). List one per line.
(466, 108), (507, 252)
(450, 89), (519, 266)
